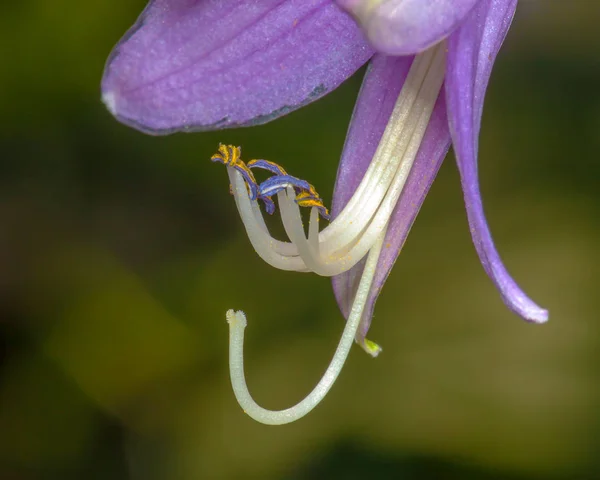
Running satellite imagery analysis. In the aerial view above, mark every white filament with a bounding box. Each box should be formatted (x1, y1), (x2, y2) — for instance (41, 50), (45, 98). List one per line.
(228, 43), (446, 277)
(226, 229), (386, 425)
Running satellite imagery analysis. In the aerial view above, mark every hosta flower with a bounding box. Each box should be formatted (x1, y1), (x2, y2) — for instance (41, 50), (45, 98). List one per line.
(102, 0), (547, 425)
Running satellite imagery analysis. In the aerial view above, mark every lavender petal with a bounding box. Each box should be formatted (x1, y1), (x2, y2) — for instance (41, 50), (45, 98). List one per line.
(102, 0), (373, 135)
(446, 0), (548, 323)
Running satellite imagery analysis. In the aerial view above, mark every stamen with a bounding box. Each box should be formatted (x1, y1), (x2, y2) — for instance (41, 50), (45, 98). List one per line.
(226, 228), (387, 425)
(218, 45), (446, 279)
(211, 44), (446, 277)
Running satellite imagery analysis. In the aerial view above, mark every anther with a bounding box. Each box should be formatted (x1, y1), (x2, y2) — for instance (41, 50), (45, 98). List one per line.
(212, 144), (260, 200)
(247, 158), (288, 176)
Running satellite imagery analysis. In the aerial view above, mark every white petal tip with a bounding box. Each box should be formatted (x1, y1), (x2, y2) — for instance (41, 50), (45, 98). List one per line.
(526, 309), (549, 325)
(102, 90), (118, 116)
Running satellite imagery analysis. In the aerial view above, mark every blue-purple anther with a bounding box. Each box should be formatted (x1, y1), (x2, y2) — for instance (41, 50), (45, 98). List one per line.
(211, 144), (260, 201)
(102, 0), (548, 425)
(247, 159), (289, 177)
(251, 159), (332, 221)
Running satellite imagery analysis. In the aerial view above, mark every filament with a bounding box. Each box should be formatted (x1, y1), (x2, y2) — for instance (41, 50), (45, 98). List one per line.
(225, 43), (446, 277)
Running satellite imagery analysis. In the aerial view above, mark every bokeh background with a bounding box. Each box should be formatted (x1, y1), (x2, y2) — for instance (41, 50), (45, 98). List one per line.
(1, 1), (599, 479)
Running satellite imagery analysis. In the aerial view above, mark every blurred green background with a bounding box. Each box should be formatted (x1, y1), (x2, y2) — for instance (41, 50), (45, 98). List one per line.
(1, 1), (599, 479)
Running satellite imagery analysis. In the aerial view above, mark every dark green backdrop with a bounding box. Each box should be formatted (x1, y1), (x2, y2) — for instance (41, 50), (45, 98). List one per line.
(1, 1), (599, 479)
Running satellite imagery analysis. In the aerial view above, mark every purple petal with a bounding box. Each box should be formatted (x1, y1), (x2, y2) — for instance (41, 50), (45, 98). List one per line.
(446, 0), (548, 323)
(332, 54), (451, 349)
(102, 0), (373, 135)
(336, 0), (481, 55)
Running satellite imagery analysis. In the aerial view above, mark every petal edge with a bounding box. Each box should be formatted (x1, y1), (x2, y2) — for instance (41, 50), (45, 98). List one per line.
(102, 0), (373, 134)
(446, 0), (548, 323)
